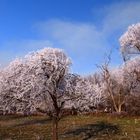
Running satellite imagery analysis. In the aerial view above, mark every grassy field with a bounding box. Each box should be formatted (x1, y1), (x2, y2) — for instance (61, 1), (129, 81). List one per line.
(0, 114), (140, 140)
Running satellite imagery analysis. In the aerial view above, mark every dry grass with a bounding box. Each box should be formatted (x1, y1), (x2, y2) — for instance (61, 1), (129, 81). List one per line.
(0, 114), (139, 140)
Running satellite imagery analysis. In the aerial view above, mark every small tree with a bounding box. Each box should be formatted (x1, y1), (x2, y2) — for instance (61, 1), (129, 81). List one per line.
(98, 55), (127, 113)
(101, 66), (121, 113)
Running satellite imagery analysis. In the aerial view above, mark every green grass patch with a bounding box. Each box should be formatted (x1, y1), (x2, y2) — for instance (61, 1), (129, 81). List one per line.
(0, 114), (139, 140)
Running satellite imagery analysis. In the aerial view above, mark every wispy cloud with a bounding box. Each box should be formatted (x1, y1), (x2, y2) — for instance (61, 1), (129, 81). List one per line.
(36, 19), (108, 55)
(103, 1), (140, 35)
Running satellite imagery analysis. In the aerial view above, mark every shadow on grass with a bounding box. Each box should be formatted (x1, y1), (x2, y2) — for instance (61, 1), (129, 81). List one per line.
(0, 115), (51, 127)
(13, 118), (51, 127)
(63, 121), (120, 140)
(0, 115), (29, 121)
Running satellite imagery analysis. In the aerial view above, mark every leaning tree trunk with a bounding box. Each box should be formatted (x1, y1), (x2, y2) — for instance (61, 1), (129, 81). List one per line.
(118, 104), (122, 113)
(52, 118), (58, 140)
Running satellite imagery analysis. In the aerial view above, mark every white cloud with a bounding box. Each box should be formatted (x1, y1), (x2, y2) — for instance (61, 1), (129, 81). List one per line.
(36, 19), (108, 55)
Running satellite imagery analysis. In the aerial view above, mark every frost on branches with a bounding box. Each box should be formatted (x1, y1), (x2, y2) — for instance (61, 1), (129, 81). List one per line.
(0, 57), (105, 115)
(119, 23), (140, 60)
(0, 48), (71, 115)
(122, 56), (140, 96)
(63, 74), (105, 113)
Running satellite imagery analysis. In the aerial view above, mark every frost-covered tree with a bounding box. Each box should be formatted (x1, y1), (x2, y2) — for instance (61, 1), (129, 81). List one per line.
(123, 57), (140, 94)
(122, 57), (140, 114)
(85, 74), (106, 111)
(119, 23), (140, 114)
(99, 59), (127, 113)
(119, 23), (140, 60)
(0, 59), (29, 114)
(99, 56), (140, 114)
(0, 48), (71, 140)
(63, 74), (105, 113)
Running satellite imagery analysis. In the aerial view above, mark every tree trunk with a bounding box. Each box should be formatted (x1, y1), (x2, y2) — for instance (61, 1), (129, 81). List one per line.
(118, 104), (122, 113)
(52, 118), (58, 140)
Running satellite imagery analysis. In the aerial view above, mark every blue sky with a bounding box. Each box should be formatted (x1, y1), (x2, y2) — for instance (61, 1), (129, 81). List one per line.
(0, 0), (140, 74)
